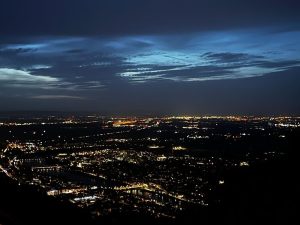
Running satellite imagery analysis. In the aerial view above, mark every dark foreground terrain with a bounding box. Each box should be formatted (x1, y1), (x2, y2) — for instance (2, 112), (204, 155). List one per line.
(0, 118), (298, 225)
(1, 156), (297, 225)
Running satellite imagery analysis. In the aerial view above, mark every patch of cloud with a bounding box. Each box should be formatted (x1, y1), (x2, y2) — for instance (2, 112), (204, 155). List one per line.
(104, 37), (154, 52)
(7, 43), (48, 50)
(83, 81), (105, 89)
(124, 51), (200, 66)
(118, 51), (300, 83)
(0, 66), (107, 91)
(202, 52), (264, 64)
(79, 62), (112, 68)
(27, 64), (52, 70)
(119, 66), (185, 78)
(0, 68), (59, 83)
(30, 95), (85, 100)
(0, 47), (37, 56)
(1, 29), (299, 88)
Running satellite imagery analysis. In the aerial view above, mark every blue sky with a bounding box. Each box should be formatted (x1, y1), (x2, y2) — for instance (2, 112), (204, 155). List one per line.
(0, 0), (300, 114)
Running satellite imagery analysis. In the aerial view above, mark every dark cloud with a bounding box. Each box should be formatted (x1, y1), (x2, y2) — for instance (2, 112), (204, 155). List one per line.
(65, 49), (86, 54)
(252, 60), (300, 69)
(202, 52), (264, 63)
(0, 48), (37, 56)
(1, 0), (300, 37)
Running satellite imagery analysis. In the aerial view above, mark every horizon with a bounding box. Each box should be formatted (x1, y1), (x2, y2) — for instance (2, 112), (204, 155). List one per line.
(0, 110), (299, 118)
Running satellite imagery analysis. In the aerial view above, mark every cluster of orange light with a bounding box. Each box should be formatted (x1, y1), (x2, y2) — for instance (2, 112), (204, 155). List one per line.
(113, 120), (137, 127)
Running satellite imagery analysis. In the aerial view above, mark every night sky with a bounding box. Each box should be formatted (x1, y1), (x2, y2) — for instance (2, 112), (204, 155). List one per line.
(1, 0), (300, 115)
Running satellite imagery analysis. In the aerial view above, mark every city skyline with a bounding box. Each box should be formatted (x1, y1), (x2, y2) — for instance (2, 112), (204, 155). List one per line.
(0, 114), (296, 224)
